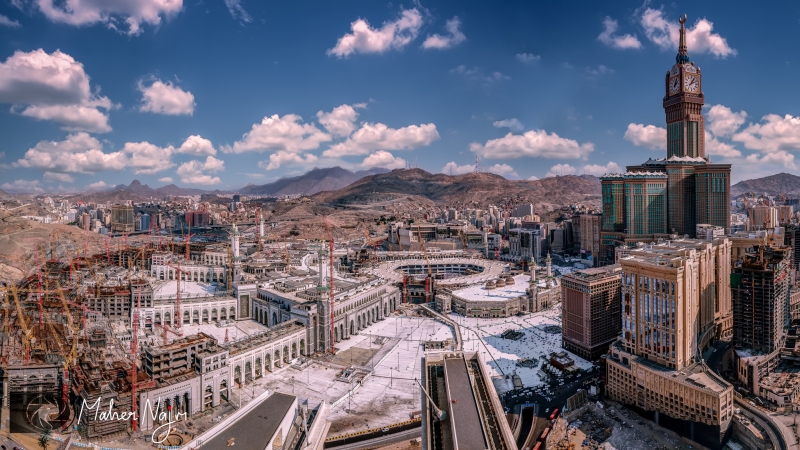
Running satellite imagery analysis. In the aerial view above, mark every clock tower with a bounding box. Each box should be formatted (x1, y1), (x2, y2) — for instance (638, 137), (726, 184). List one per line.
(663, 15), (705, 159)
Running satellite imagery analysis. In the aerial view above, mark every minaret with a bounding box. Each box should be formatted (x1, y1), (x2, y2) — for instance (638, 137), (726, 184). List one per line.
(546, 252), (552, 278)
(231, 223), (241, 282)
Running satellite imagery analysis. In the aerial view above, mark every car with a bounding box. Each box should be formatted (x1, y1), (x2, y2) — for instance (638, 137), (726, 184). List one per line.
(382, 427), (390, 433)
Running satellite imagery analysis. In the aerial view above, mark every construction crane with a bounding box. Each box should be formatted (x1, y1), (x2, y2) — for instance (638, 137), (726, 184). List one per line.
(130, 277), (143, 432)
(10, 286), (33, 364)
(154, 322), (183, 346)
(418, 227), (433, 304)
(324, 217), (336, 354)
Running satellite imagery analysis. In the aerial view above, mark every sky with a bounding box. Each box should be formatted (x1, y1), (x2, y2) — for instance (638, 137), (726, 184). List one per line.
(1, 1), (800, 194)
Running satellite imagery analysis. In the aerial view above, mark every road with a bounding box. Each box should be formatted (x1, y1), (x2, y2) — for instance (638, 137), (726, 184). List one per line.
(735, 398), (787, 450)
(329, 427), (421, 450)
(0, 434), (24, 450)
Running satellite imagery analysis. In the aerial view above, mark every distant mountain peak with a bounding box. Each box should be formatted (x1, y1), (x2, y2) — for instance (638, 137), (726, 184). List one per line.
(239, 166), (390, 197)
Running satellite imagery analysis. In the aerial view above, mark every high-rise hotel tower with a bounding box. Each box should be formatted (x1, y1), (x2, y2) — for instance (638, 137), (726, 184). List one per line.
(600, 15), (731, 264)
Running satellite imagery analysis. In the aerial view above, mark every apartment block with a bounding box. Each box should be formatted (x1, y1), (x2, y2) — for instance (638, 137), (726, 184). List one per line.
(561, 265), (622, 360)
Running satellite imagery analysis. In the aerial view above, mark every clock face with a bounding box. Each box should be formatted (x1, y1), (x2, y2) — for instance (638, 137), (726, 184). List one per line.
(669, 77), (680, 94)
(684, 75), (699, 92)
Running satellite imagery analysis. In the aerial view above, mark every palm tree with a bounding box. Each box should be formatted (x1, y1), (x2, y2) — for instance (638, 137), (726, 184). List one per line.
(38, 427), (51, 450)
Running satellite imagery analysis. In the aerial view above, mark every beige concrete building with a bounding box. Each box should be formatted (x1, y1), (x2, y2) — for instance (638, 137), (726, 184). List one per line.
(604, 242), (734, 449)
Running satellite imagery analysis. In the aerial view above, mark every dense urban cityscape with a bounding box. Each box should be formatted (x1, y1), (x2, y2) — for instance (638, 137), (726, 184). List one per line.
(3, 3), (800, 450)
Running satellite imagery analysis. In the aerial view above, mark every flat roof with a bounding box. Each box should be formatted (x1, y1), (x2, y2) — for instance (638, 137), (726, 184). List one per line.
(152, 280), (224, 300)
(451, 274), (528, 302)
(202, 392), (296, 450)
(444, 357), (487, 450)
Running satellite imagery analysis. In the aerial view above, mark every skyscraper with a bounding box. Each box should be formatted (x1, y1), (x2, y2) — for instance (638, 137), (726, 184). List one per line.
(600, 15), (731, 263)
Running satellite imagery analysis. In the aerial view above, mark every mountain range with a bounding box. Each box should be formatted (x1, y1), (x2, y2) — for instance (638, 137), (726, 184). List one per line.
(731, 173), (800, 197)
(238, 167), (390, 196)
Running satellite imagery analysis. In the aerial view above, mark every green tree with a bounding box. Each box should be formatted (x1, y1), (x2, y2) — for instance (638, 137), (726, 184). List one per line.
(38, 427), (51, 450)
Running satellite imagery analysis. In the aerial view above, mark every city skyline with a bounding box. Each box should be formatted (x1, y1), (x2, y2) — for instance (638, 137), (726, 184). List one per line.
(1, 1), (800, 193)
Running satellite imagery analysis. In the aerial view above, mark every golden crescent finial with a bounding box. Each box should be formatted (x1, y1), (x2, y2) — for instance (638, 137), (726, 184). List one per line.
(679, 14), (686, 26)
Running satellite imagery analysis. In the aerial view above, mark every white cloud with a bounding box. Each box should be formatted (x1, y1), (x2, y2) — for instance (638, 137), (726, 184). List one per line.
(640, 9), (736, 57)
(13, 132), (126, 173)
(706, 104), (747, 137)
(733, 114), (800, 153)
(1, 179), (42, 193)
(328, 8), (423, 57)
(176, 135), (216, 156)
(527, 175), (539, 181)
(224, 114), (331, 154)
(470, 130), (594, 160)
(138, 79), (195, 115)
(584, 65), (614, 77)
(545, 164), (577, 177)
(360, 150), (406, 169)
(86, 180), (109, 191)
(316, 103), (365, 137)
(176, 156), (225, 185)
(450, 65), (509, 84)
(441, 161), (474, 175)
(34, 0), (183, 35)
(515, 53), (540, 63)
(122, 141), (175, 174)
(0, 14), (21, 27)
(43, 172), (74, 183)
(258, 151), (319, 171)
(624, 123), (666, 150)
(422, 17), (466, 50)
(598, 16), (642, 49)
(582, 161), (622, 176)
(486, 163), (518, 178)
(323, 122), (439, 157)
(0, 49), (113, 132)
(158, 177), (173, 183)
(745, 151), (796, 170)
(493, 118), (524, 132)
(705, 135), (741, 158)
(223, 0), (251, 23)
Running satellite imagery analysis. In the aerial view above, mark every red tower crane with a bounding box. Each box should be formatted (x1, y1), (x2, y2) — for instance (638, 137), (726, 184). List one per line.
(131, 280), (142, 432)
(324, 217), (336, 354)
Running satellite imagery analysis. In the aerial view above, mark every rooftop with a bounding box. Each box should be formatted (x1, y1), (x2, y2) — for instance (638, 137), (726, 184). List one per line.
(451, 274), (529, 302)
(202, 393), (296, 450)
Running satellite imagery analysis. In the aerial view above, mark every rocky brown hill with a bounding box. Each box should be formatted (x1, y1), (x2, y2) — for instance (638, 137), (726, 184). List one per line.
(312, 169), (601, 208)
(732, 173), (800, 197)
(239, 166), (389, 197)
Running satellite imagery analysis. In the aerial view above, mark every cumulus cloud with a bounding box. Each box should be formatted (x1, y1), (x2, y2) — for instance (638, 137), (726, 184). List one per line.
(360, 150), (406, 169)
(450, 65), (509, 84)
(223, 0), (251, 23)
(0, 49), (114, 132)
(1, 179), (42, 193)
(470, 130), (594, 160)
(258, 151), (319, 171)
(138, 79), (195, 115)
(624, 123), (666, 150)
(706, 104), (747, 137)
(515, 53), (540, 63)
(640, 9), (736, 57)
(158, 177), (174, 183)
(486, 163), (518, 178)
(493, 118), (524, 132)
(43, 172), (74, 183)
(422, 17), (466, 50)
(598, 17), (642, 49)
(527, 175), (539, 181)
(176, 135), (216, 156)
(545, 164), (577, 178)
(733, 114), (800, 153)
(224, 114), (331, 154)
(0, 14), (21, 27)
(122, 141), (175, 174)
(86, 180), (109, 191)
(34, 0), (183, 35)
(705, 135), (741, 158)
(441, 161), (474, 175)
(546, 162), (621, 177)
(316, 103), (365, 137)
(582, 162), (622, 176)
(13, 132), (126, 173)
(176, 155), (225, 185)
(323, 122), (439, 157)
(328, 8), (423, 57)
(745, 150), (796, 170)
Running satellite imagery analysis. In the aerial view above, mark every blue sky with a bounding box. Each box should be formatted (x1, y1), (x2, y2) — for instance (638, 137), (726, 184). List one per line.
(1, 0), (800, 193)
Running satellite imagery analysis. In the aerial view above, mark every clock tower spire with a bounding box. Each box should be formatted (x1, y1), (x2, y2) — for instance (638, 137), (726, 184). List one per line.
(663, 14), (704, 159)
